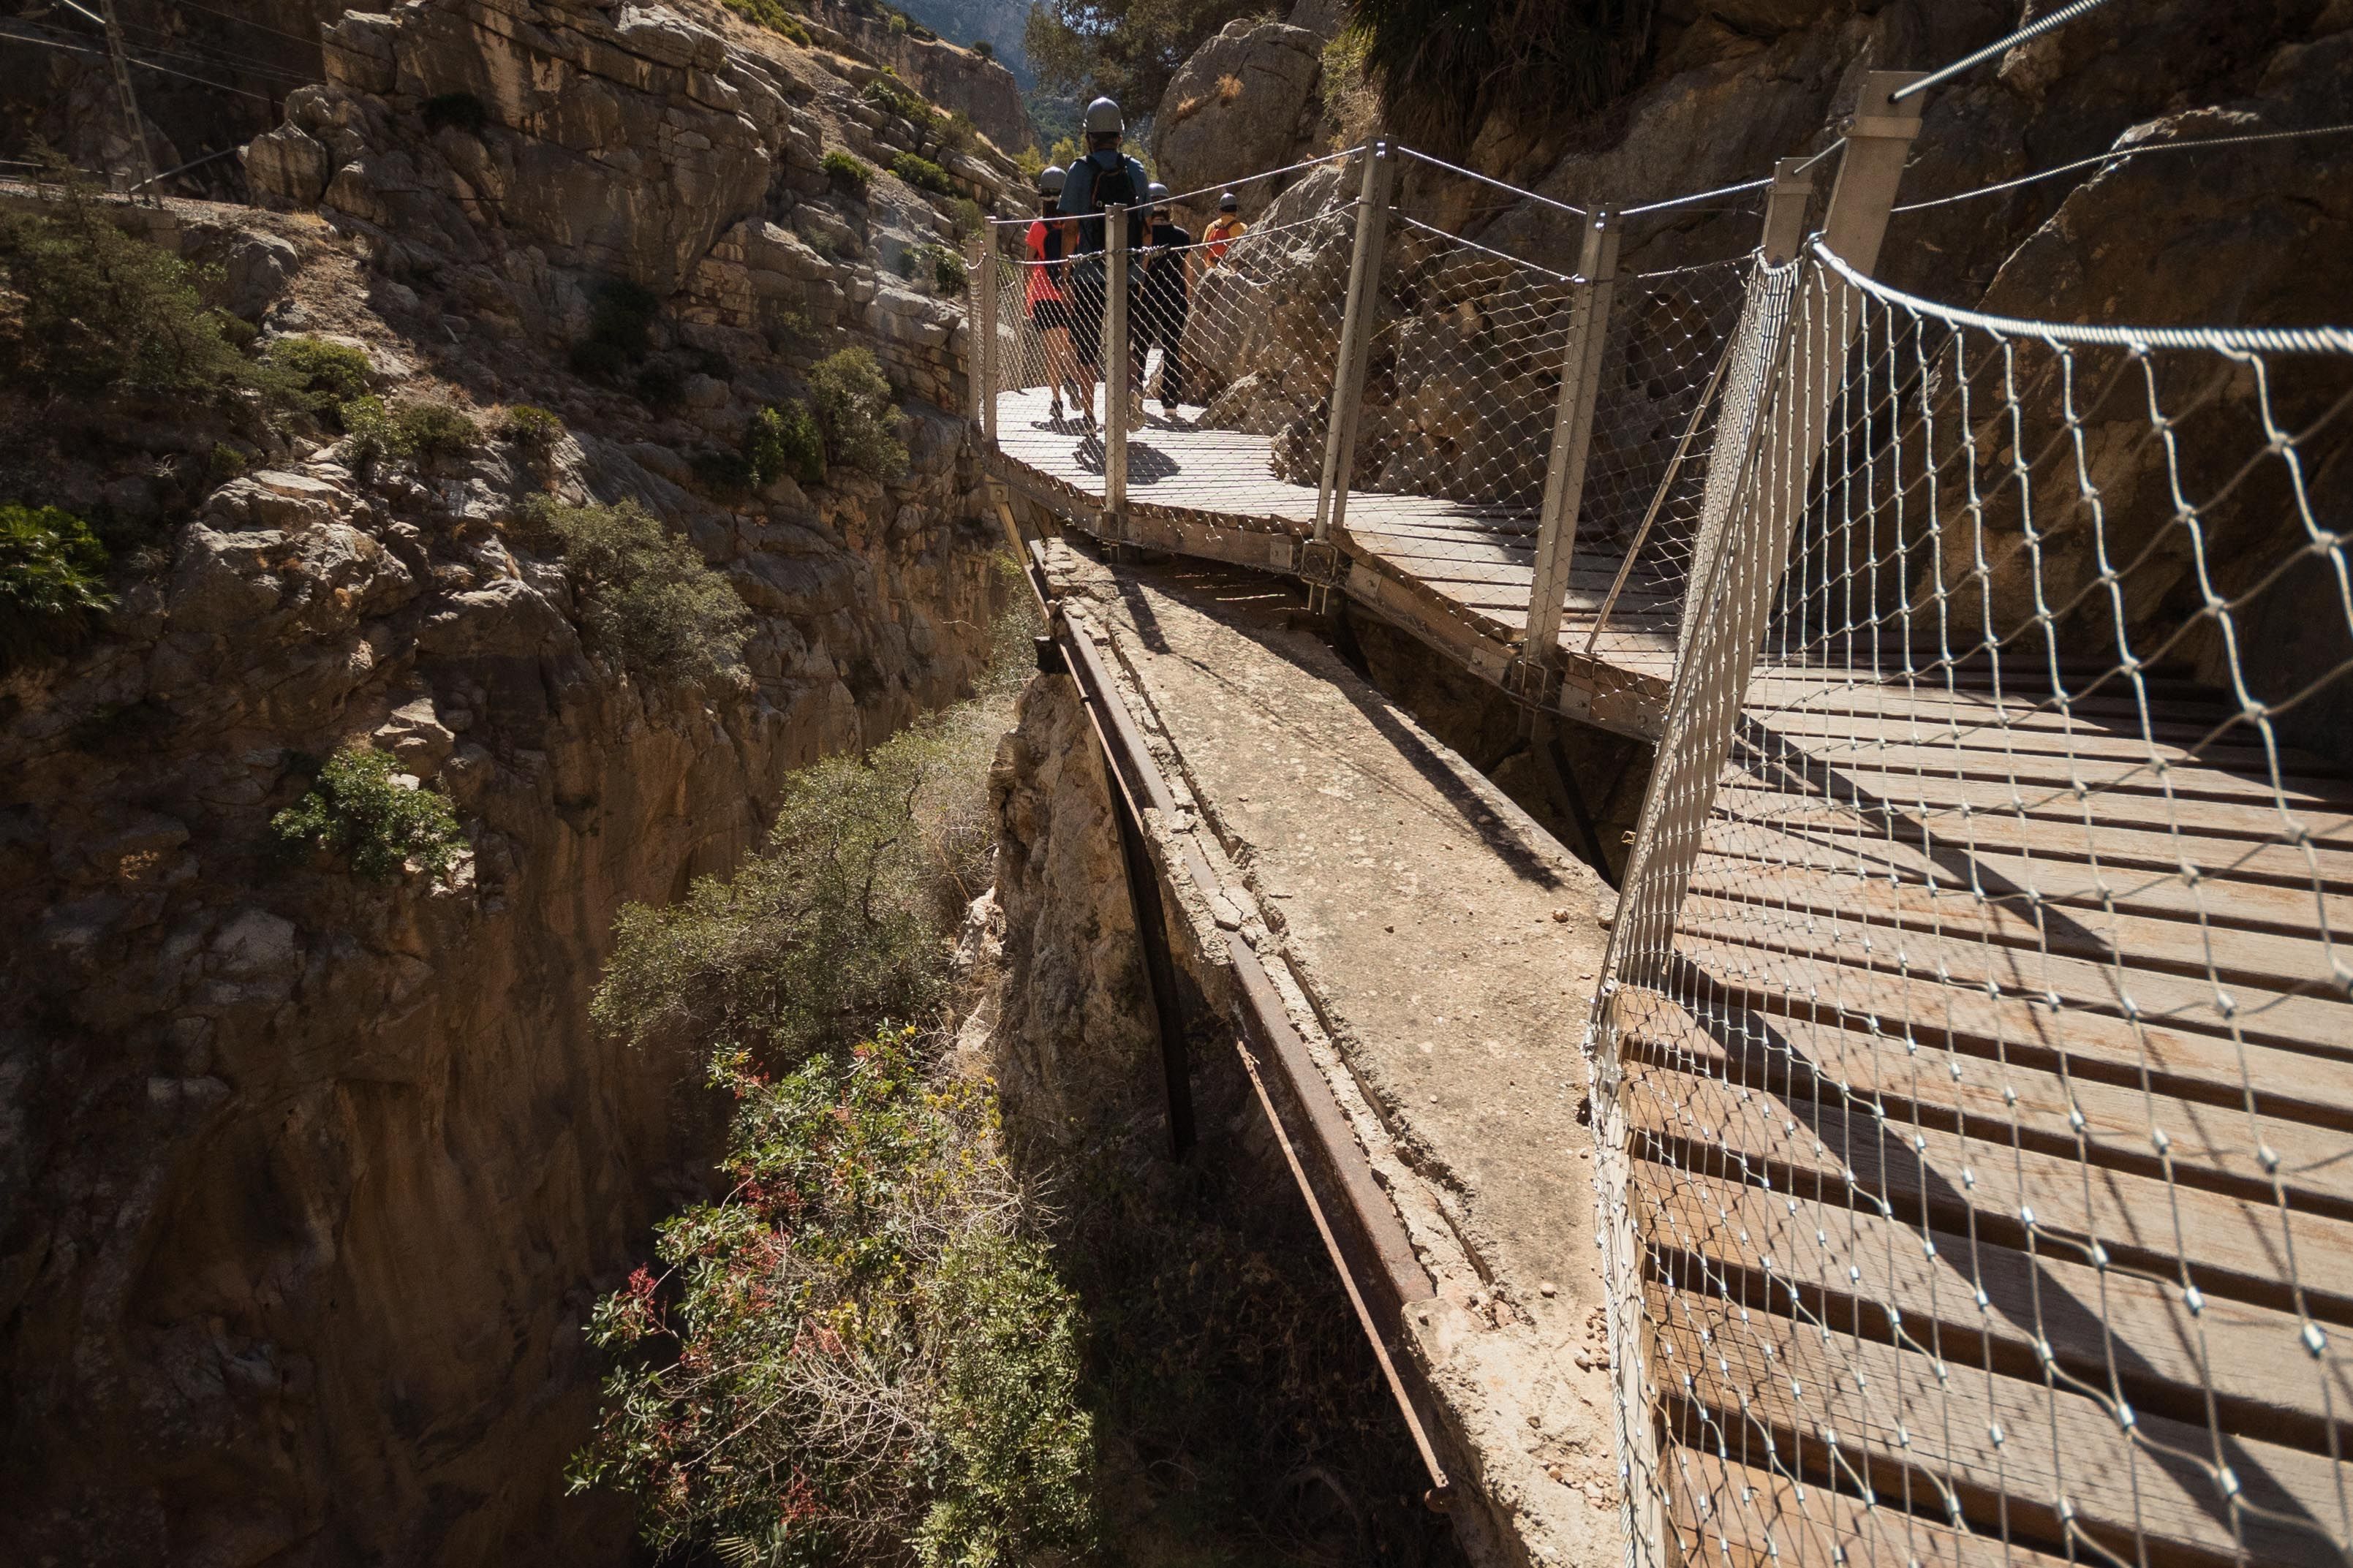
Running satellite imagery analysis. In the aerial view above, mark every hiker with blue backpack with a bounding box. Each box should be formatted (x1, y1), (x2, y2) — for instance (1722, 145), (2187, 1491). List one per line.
(1055, 96), (1151, 429)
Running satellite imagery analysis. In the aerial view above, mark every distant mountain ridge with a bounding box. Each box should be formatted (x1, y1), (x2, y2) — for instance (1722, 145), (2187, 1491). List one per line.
(891, 0), (1035, 84)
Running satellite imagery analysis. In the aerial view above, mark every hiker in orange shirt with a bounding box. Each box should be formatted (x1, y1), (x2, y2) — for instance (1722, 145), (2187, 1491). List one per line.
(1193, 189), (1247, 291)
(1024, 165), (1087, 427)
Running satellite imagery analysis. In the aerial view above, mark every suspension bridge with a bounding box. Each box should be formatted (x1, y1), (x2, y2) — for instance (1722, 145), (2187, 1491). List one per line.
(970, 64), (2353, 1568)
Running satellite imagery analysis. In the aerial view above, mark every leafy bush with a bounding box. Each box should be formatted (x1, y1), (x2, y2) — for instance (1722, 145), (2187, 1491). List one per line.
(521, 496), (750, 686)
(421, 91), (489, 136)
(339, 395), (478, 467)
(972, 37), (993, 60)
(928, 245), (967, 295)
(0, 503), (110, 667)
(496, 404), (564, 452)
(265, 334), (373, 405)
(271, 746), (468, 882)
(395, 398), (478, 461)
(573, 1030), (1095, 1568)
(209, 442), (250, 480)
(0, 164), (252, 399)
(744, 401), (826, 488)
(689, 447), (756, 504)
(948, 196), (984, 240)
(570, 278), (660, 379)
(891, 151), (957, 197)
(807, 346), (907, 479)
(720, 0), (811, 42)
(822, 149), (872, 189)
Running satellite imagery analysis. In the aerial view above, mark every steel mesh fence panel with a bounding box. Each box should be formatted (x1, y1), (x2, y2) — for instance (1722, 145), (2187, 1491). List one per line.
(1590, 241), (2353, 1568)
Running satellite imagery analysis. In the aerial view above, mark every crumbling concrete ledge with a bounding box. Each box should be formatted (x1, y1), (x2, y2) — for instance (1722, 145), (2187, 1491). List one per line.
(1019, 539), (1625, 1568)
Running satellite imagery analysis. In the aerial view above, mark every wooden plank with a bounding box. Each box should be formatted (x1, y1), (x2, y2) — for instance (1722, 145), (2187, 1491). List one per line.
(1704, 799), (2353, 893)
(1681, 863), (2351, 999)
(1650, 1283), (2352, 1567)
(1698, 822), (2353, 941)
(1748, 710), (2330, 780)
(1714, 773), (2353, 852)
(1669, 931), (2353, 1126)
(1727, 733), (2350, 811)
(1621, 1053), (2353, 1319)
(1621, 1000), (2353, 1217)
(1665, 1447), (2082, 1568)
(1673, 893), (2353, 1059)
(1634, 1164), (2353, 1453)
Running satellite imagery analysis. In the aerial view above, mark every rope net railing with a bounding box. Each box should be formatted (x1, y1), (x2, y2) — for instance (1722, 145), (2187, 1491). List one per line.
(1589, 238), (2353, 1568)
(977, 145), (1763, 680)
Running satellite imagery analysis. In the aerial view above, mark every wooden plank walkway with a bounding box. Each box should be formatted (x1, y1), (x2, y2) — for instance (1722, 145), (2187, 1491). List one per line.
(1633, 667), (2353, 1568)
(989, 387), (2353, 1567)
(991, 387), (1683, 737)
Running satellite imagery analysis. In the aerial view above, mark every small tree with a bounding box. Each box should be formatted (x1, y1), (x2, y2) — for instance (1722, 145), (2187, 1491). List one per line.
(271, 746), (468, 881)
(744, 401), (826, 488)
(0, 158), (252, 400)
(807, 348), (908, 479)
(0, 503), (110, 667)
(521, 497), (751, 687)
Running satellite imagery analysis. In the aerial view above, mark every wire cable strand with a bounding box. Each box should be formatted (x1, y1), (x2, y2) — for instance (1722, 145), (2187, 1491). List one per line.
(1621, 175), (1774, 217)
(0, 25), (283, 102)
(1810, 235), (2353, 353)
(1395, 143), (1587, 219)
(1891, 0), (2122, 101)
(1893, 120), (2353, 212)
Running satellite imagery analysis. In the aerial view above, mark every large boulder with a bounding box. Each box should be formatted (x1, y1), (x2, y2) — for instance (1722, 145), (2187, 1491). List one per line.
(1150, 20), (1323, 219)
(242, 124), (331, 210)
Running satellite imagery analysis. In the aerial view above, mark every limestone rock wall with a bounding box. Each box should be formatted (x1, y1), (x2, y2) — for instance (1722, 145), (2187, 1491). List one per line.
(806, 0), (1035, 154)
(3, 1), (1029, 1561)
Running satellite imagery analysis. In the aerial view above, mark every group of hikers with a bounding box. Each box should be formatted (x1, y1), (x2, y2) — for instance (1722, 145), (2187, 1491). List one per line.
(1019, 95), (1250, 431)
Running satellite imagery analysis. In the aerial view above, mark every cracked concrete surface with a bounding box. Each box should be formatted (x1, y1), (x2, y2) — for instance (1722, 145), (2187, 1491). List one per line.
(1045, 542), (1626, 1568)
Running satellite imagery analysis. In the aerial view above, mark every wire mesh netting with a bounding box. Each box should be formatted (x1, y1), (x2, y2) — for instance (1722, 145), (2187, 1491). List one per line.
(1590, 240), (2353, 1568)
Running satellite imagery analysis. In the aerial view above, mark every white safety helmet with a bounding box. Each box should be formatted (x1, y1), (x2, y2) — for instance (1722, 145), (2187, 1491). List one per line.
(1038, 164), (1066, 197)
(1082, 96), (1124, 136)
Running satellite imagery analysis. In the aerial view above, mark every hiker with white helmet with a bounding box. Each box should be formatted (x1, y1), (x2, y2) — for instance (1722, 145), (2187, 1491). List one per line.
(1054, 96), (1151, 426)
(1024, 164), (1085, 426)
(1135, 181), (1193, 417)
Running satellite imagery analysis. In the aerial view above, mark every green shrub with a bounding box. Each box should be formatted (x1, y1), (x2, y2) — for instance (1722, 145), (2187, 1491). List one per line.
(570, 278), (660, 379)
(891, 150), (957, 196)
(265, 334), (373, 405)
(521, 496), (750, 686)
(926, 244), (967, 294)
(720, 0), (810, 43)
(393, 398), (477, 461)
(972, 37), (994, 60)
(496, 404), (564, 452)
(572, 1029), (1095, 1568)
(0, 503), (110, 667)
(808, 346), (907, 479)
(338, 395), (477, 466)
(948, 195), (985, 240)
(823, 149), (872, 189)
(271, 746), (468, 882)
(888, 8), (908, 31)
(0, 162), (250, 399)
(689, 447), (755, 504)
(744, 400), (826, 488)
(209, 442), (250, 480)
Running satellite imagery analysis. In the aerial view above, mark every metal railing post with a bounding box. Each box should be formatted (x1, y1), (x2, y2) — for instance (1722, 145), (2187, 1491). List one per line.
(99, 0), (159, 203)
(975, 228), (997, 444)
(1760, 154), (1815, 268)
(1313, 141), (1396, 547)
(1519, 206), (1620, 688)
(1104, 202), (1130, 539)
(1609, 69), (1926, 986)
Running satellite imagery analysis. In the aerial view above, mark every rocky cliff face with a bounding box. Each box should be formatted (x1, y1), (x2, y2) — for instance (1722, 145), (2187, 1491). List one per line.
(805, 0), (1035, 153)
(2, 1), (1025, 1561)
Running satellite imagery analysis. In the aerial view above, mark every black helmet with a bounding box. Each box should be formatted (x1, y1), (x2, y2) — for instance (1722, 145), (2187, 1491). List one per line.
(1218, 189), (1239, 212)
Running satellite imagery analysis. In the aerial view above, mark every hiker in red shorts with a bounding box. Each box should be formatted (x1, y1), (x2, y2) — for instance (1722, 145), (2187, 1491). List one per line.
(1024, 164), (1086, 427)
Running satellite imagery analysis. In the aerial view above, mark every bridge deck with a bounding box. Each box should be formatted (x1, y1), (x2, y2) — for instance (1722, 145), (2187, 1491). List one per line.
(991, 393), (2353, 1567)
(992, 387), (1682, 737)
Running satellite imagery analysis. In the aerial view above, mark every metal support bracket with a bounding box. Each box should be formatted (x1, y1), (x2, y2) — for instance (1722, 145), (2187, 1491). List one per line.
(1297, 536), (1346, 615)
(974, 229), (997, 444)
